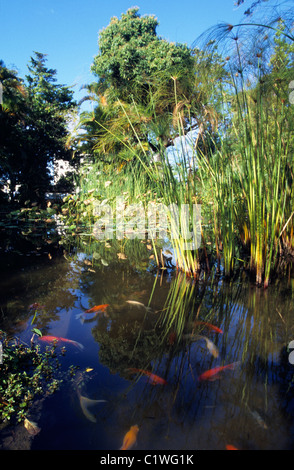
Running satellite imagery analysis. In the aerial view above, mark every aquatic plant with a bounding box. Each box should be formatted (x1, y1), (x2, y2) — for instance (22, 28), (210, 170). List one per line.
(61, 11), (294, 288)
(0, 330), (64, 423)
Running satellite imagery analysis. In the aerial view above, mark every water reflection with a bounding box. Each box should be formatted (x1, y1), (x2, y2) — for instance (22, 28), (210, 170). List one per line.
(0, 237), (294, 449)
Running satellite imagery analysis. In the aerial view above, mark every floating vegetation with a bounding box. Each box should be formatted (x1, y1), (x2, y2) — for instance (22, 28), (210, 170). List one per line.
(0, 330), (66, 424)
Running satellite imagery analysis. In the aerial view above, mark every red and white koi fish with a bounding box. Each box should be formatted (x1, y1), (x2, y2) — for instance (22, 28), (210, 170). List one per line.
(120, 425), (139, 450)
(198, 362), (240, 381)
(128, 368), (167, 385)
(39, 335), (84, 350)
(193, 321), (223, 334)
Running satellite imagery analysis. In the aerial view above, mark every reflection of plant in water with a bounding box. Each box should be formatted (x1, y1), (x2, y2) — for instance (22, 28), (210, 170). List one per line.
(157, 272), (197, 345)
(62, 231), (168, 275)
(92, 313), (164, 378)
(0, 256), (82, 340)
(0, 202), (61, 255)
(91, 271), (204, 383)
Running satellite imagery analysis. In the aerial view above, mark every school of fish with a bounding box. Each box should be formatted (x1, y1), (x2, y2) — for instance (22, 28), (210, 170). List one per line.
(31, 299), (240, 450)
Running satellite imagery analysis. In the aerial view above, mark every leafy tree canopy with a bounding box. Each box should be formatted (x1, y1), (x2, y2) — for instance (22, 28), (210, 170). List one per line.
(91, 7), (194, 101)
(0, 53), (77, 205)
(26, 51), (75, 109)
(75, 8), (229, 167)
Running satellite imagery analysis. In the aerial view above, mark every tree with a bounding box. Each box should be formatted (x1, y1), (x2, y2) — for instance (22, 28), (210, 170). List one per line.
(91, 7), (194, 104)
(19, 52), (76, 203)
(0, 53), (77, 206)
(77, 8), (227, 166)
(0, 61), (27, 201)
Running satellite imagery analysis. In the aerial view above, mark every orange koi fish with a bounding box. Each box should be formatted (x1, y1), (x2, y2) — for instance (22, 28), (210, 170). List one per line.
(120, 425), (139, 450)
(76, 304), (109, 323)
(128, 368), (167, 385)
(226, 444), (239, 450)
(39, 335), (84, 350)
(198, 362), (240, 381)
(84, 304), (109, 313)
(194, 321), (223, 334)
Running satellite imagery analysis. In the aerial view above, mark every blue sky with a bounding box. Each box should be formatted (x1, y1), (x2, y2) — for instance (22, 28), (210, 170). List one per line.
(1, 0), (249, 104)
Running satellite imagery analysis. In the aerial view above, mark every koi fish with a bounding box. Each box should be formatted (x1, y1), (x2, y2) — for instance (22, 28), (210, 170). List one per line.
(39, 335), (84, 350)
(126, 300), (146, 308)
(75, 311), (99, 324)
(75, 370), (107, 422)
(247, 407), (268, 430)
(186, 334), (219, 358)
(226, 444), (239, 450)
(76, 304), (109, 323)
(84, 304), (109, 313)
(24, 418), (41, 436)
(126, 301), (153, 312)
(193, 321), (223, 334)
(120, 425), (139, 450)
(198, 362), (240, 381)
(78, 394), (107, 423)
(128, 368), (167, 385)
(204, 338), (219, 358)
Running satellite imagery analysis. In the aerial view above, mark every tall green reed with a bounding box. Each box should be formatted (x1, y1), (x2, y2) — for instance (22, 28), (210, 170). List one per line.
(68, 60), (293, 287)
(106, 89), (203, 278)
(230, 69), (289, 287)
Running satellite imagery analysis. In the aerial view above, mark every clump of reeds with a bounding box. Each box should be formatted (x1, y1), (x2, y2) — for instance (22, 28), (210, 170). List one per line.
(194, 18), (294, 287)
(66, 17), (294, 288)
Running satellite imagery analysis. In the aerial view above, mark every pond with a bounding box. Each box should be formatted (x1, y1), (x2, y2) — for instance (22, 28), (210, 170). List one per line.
(1, 237), (294, 451)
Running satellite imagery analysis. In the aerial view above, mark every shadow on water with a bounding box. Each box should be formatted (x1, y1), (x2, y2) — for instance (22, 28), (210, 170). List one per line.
(1, 232), (294, 450)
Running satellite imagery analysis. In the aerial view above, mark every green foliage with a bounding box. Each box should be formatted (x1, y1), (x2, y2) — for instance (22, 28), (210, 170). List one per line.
(0, 52), (77, 206)
(19, 52), (76, 203)
(75, 7), (203, 168)
(91, 7), (193, 101)
(0, 330), (64, 423)
(195, 21), (294, 285)
(0, 62), (27, 199)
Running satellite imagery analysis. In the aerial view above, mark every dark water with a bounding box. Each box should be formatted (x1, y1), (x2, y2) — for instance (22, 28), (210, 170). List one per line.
(1, 244), (294, 450)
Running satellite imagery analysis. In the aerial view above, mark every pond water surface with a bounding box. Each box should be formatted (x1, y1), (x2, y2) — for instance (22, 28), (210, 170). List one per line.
(1, 242), (294, 451)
